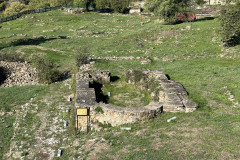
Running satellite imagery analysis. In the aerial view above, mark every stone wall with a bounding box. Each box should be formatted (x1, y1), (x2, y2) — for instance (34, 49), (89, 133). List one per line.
(129, 0), (145, 14)
(204, 0), (226, 5)
(75, 67), (197, 130)
(127, 70), (198, 113)
(90, 102), (162, 126)
(0, 61), (39, 87)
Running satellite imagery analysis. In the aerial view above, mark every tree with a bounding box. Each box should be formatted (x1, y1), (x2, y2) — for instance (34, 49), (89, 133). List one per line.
(19, 0), (31, 5)
(96, 0), (131, 13)
(74, 0), (95, 11)
(145, 0), (202, 24)
(109, 0), (130, 13)
(0, 1), (6, 12)
(96, 0), (110, 9)
(4, 2), (26, 16)
(27, 0), (50, 9)
(218, 2), (240, 46)
(49, 0), (73, 7)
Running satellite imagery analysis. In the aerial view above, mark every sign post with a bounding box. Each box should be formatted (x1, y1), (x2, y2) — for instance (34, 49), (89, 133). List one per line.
(76, 108), (90, 132)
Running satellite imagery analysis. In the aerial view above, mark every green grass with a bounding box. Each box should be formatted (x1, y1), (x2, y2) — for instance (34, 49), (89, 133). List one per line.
(102, 78), (151, 107)
(0, 9), (240, 159)
(0, 85), (45, 159)
(0, 85), (46, 112)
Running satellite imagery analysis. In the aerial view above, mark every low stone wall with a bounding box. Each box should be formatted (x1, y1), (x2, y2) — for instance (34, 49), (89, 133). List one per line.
(94, 56), (139, 61)
(0, 61), (39, 87)
(90, 102), (162, 126)
(75, 65), (197, 130)
(126, 70), (198, 113)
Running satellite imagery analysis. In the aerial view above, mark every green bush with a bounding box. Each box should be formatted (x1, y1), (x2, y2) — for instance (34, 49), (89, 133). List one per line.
(4, 2), (26, 16)
(218, 2), (240, 46)
(75, 48), (89, 68)
(27, 0), (50, 9)
(126, 70), (147, 83)
(109, 0), (130, 13)
(0, 52), (24, 62)
(144, 0), (201, 24)
(95, 106), (104, 114)
(0, 1), (6, 12)
(98, 121), (112, 128)
(95, 0), (130, 13)
(42, 68), (62, 84)
(32, 57), (62, 84)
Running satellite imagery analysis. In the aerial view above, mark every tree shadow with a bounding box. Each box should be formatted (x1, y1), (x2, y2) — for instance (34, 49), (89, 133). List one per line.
(165, 74), (171, 80)
(59, 70), (71, 81)
(11, 36), (57, 46)
(110, 76), (120, 82)
(223, 35), (240, 47)
(96, 8), (113, 13)
(89, 81), (109, 103)
(0, 67), (9, 85)
(0, 36), (59, 51)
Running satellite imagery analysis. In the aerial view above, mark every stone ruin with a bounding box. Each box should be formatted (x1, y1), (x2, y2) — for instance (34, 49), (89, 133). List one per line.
(75, 65), (197, 131)
(129, 1), (145, 14)
(0, 61), (39, 87)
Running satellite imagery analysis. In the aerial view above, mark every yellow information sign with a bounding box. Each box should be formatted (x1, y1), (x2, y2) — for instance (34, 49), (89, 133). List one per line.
(77, 108), (88, 116)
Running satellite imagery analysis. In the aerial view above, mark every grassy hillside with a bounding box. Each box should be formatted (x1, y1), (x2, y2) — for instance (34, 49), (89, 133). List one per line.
(0, 9), (240, 159)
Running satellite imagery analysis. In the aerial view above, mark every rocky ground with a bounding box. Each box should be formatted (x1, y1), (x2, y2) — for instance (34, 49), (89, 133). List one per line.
(0, 61), (39, 87)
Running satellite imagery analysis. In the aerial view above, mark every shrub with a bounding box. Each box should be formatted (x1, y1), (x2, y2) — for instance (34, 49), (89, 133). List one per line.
(95, 106), (104, 114)
(218, 2), (240, 46)
(4, 2), (26, 16)
(0, 52), (24, 62)
(96, 0), (130, 13)
(109, 0), (130, 13)
(75, 48), (89, 68)
(144, 0), (201, 24)
(98, 121), (112, 128)
(126, 70), (147, 83)
(42, 68), (62, 84)
(0, 1), (6, 12)
(32, 57), (62, 84)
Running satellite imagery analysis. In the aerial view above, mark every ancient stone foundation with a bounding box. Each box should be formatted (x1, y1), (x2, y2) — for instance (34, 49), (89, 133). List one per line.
(75, 67), (197, 131)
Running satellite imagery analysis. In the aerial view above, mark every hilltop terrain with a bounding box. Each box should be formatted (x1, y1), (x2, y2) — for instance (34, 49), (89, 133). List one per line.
(1, 9), (240, 159)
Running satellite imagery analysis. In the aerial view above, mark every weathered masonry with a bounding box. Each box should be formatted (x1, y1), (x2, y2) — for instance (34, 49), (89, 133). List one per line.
(75, 68), (197, 131)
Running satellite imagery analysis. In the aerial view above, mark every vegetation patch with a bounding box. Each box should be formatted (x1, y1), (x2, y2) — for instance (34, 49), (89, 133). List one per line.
(102, 77), (151, 107)
(0, 6), (240, 159)
(95, 106), (104, 114)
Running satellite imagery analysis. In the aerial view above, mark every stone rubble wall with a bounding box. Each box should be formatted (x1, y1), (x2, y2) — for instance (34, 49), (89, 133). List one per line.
(75, 64), (197, 128)
(127, 70), (198, 113)
(94, 56), (138, 61)
(90, 102), (162, 127)
(0, 61), (39, 87)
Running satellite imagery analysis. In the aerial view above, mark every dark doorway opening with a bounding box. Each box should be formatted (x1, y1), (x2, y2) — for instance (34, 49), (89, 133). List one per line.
(89, 81), (109, 103)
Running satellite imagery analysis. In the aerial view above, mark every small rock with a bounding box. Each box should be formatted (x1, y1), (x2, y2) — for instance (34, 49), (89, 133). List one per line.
(186, 26), (191, 30)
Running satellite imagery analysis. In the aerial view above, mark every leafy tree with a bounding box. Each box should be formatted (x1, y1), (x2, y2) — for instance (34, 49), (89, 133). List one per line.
(19, 0), (31, 5)
(74, 0), (95, 10)
(49, 0), (73, 7)
(4, 2), (26, 16)
(96, 0), (110, 9)
(145, 0), (202, 24)
(109, 0), (130, 13)
(218, 2), (240, 46)
(0, 1), (6, 12)
(27, 0), (50, 9)
(96, 0), (132, 13)
(62, 0), (74, 6)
